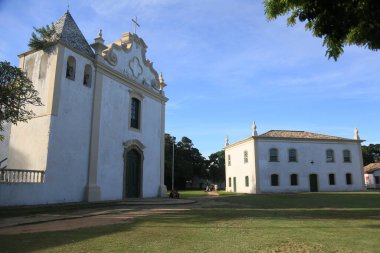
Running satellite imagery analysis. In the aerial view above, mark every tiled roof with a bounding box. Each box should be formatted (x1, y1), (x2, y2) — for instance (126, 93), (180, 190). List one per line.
(259, 130), (351, 140)
(54, 11), (94, 58)
(364, 163), (380, 173)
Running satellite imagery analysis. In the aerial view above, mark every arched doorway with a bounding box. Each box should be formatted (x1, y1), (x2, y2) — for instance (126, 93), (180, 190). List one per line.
(124, 148), (142, 198)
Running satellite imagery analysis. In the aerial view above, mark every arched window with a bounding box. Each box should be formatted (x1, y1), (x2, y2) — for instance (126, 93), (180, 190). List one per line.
(66, 56), (76, 80)
(130, 97), (141, 129)
(228, 155), (231, 166)
(326, 149), (335, 163)
(245, 176), (249, 187)
(288, 148), (297, 162)
(39, 53), (48, 79)
(271, 174), (279, 186)
(329, 173), (335, 185)
(244, 151), (248, 163)
(83, 64), (92, 87)
(343, 150), (351, 163)
(346, 173), (352, 185)
(269, 148), (278, 162)
(228, 177), (231, 187)
(290, 174), (298, 186)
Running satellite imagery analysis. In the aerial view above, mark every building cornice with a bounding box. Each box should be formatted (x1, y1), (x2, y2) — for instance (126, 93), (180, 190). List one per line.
(224, 137), (253, 150)
(253, 136), (364, 144)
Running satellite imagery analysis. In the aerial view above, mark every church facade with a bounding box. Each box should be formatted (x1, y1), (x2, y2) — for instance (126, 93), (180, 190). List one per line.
(225, 124), (365, 193)
(0, 12), (168, 205)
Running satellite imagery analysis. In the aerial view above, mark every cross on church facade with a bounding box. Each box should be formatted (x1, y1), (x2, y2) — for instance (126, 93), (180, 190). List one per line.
(132, 16), (140, 34)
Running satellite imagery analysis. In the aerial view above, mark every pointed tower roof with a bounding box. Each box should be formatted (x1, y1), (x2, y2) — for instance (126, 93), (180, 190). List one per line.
(54, 11), (95, 58)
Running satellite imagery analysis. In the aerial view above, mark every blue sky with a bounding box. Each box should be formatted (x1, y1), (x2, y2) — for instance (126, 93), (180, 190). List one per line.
(1, 0), (379, 157)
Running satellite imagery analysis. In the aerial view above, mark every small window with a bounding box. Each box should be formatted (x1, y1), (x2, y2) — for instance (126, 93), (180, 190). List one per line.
(326, 149), (335, 163)
(245, 176), (249, 187)
(290, 174), (298, 186)
(269, 148), (278, 162)
(343, 150), (351, 163)
(228, 155), (231, 166)
(244, 151), (248, 163)
(83, 64), (92, 87)
(329, 173), (335, 185)
(130, 98), (141, 129)
(289, 149), (297, 162)
(39, 53), (48, 79)
(66, 56), (76, 80)
(228, 177), (231, 187)
(271, 174), (279, 186)
(346, 173), (352, 185)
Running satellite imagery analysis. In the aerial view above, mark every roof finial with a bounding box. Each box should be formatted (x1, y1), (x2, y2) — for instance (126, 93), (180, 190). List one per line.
(67, 3), (70, 13)
(252, 121), (258, 136)
(354, 128), (360, 140)
(225, 135), (229, 147)
(158, 72), (166, 92)
(98, 29), (103, 38)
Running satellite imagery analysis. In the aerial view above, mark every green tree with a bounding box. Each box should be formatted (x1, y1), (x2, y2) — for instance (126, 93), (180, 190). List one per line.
(164, 134), (208, 190)
(207, 150), (225, 184)
(362, 144), (380, 165)
(264, 0), (380, 60)
(0, 61), (42, 140)
(28, 23), (58, 50)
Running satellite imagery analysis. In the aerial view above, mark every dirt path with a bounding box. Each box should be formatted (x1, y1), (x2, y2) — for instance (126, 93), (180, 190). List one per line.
(0, 196), (242, 235)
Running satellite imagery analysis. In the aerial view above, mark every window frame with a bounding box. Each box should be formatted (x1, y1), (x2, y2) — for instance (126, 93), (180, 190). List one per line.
(290, 173), (298, 186)
(346, 173), (353, 185)
(329, 173), (335, 185)
(269, 148), (279, 162)
(245, 176), (249, 187)
(288, 148), (297, 162)
(244, 150), (248, 163)
(83, 64), (92, 87)
(228, 154), (231, 166)
(343, 150), (351, 163)
(66, 56), (76, 81)
(326, 149), (335, 163)
(128, 90), (144, 132)
(271, 174), (279, 186)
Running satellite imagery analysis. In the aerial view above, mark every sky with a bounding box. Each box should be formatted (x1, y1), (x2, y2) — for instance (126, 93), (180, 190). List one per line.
(0, 0), (379, 157)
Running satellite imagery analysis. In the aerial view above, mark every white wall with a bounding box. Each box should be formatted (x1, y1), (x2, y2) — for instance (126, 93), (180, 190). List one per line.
(225, 139), (256, 193)
(97, 74), (162, 200)
(257, 140), (364, 193)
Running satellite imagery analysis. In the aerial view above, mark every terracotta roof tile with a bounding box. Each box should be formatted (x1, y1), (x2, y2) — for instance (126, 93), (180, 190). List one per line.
(259, 130), (351, 140)
(364, 163), (380, 173)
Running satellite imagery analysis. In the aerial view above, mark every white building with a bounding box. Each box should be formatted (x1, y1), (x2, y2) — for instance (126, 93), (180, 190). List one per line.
(225, 123), (365, 193)
(364, 163), (380, 189)
(0, 11), (168, 205)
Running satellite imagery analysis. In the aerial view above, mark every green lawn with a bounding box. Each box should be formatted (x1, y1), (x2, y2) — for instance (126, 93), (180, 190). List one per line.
(1, 192), (380, 253)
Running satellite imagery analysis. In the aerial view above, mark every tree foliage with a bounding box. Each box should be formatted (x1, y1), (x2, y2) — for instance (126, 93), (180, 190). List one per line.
(264, 0), (380, 60)
(164, 134), (225, 190)
(0, 61), (42, 140)
(362, 144), (380, 165)
(28, 23), (58, 50)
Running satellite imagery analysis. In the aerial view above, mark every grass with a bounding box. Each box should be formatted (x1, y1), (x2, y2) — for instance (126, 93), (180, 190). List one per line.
(1, 192), (380, 253)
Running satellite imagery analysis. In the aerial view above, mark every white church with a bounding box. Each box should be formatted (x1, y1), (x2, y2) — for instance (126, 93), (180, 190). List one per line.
(0, 11), (168, 205)
(225, 123), (365, 193)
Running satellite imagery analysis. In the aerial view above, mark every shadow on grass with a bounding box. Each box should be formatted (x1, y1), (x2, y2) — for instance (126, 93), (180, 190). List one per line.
(1, 192), (380, 252)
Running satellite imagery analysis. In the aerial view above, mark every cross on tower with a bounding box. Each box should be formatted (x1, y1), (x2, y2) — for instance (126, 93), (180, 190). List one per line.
(131, 16), (140, 34)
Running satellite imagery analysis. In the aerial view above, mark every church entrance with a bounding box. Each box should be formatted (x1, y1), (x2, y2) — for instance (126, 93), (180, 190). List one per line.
(309, 174), (318, 192)
(233, 177), (237, 192)
(124, 148), (142, 198)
